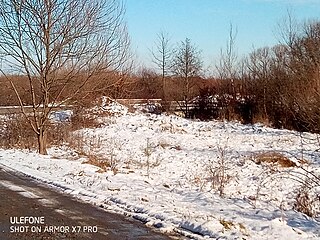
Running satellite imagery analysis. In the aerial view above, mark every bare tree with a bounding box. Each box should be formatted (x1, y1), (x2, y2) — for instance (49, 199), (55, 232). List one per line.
(277, 9), (299, 50)
(0, 0), (131, 154)
(247, 47), (272, 118)
(136, 67), (162, 100)
(216, 24), (238, 98)
(171, 38), (202, 117)
(276, 15), (320, 132)
(151, 31), (172, 99)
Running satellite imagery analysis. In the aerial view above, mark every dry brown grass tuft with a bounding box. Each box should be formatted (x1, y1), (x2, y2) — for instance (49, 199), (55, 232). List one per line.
(219, 219), (234, 230)
(253, 152), (297, 168)
(82, 154), (118, 174)
(298, 158), (310, 165)
(294, 188), (315, 217)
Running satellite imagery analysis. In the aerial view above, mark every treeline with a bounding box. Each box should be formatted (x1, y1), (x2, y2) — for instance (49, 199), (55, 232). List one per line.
(130, 20), (320, 133)
(228, 19), (320, 133)
(1, 18), (320, 134)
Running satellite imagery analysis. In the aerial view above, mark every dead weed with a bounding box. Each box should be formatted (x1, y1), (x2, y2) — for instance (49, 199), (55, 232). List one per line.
(82, 154), (118, 174)
(252, 152), (297, 168)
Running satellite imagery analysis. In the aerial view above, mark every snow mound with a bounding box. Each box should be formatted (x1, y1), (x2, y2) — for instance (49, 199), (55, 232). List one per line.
(90, 96), (128, 116)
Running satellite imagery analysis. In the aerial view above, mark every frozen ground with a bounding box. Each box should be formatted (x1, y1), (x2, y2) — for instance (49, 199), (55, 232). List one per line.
(0, 102), (320, 239)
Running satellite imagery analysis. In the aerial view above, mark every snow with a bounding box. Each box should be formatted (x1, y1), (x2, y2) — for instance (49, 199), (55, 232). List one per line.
(49, 110), (73, 122)
(0, 104), (320, 239)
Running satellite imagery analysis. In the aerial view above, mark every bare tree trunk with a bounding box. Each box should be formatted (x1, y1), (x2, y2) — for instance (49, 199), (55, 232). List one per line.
(38, 127), (47, 155)
(263, 83), (267, 118)
(151, 31), (172, 102)
(171, 38), (202, 118)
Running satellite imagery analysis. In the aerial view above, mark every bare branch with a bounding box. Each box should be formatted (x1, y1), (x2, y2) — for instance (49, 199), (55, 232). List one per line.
(0, 0), (131, 154)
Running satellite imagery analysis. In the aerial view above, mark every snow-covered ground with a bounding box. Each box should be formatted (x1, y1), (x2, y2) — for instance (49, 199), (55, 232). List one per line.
(1, 102), (320, 239)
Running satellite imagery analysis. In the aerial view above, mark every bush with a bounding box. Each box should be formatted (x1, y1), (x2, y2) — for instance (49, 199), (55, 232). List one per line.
(70, 107), (102, 130)
(0, 114), (37, 149)
(0, 114), (72, 150)
(294, 187), (315, 217)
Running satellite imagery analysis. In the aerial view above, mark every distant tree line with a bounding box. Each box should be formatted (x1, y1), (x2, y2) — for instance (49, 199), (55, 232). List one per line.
(134, 18), (320, 133)
(1, 1), (320, 156)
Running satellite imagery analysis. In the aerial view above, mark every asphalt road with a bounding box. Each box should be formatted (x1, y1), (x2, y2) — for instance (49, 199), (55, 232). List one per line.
(0, 166), (177, 240)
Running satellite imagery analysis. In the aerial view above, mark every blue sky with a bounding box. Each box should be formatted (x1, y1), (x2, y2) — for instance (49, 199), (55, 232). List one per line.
(125, 0), (320, 69)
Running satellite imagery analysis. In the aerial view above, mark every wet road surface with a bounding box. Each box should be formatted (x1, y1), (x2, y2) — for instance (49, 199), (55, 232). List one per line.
(0, 166), (177, 240)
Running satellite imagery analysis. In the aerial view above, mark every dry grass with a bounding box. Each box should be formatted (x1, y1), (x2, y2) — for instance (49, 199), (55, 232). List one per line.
(83, 155), (108, 169)
(66, 128), (122, 175)
(70, 107), (102, 130)
(0, 115), (37, 149)
(207, 145), (232, 197)
(0, 105), (102, 151)
(293, 177), (320, 218)
(173, 145), (182, 150)
(294, 188), (315, 217)
(0, 114), (72, 150)
(219, 219), (234, 230)
(252, 152), (297, 168)
(82, 154), (118, 174)
(220, 219), (250, 236)
(298, 158), (310, 165)
(158, 140), (170, 149)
